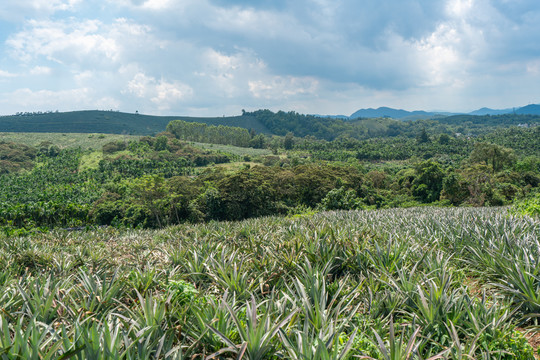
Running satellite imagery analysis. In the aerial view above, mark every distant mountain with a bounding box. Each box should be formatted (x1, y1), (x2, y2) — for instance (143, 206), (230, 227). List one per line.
(349, 107), (446, 120)
(468, 107), (513, 116)
(348, 103), (540, 120)
(311, 114), (350, 120)
(468, 104), (540, 116)
(515, 104), (540, 115)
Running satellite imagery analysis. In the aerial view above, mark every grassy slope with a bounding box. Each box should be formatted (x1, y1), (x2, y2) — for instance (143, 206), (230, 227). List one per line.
(0, 132), (272, 172)
(0, 132), (273, 154)
(0, 132), (273, 173)
(0, 132), (140, 150)
(0, 110), (272, 135)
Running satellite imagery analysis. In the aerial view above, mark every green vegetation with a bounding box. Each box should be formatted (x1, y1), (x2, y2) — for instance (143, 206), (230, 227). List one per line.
(0, 110), (539, 358)
(0, 141), (37, 174)
(167, 120), (253, 147)
(0, 208), (538, 358)
(239, 110), (540, 141)
(0, 132), (140, 150)
(0, 110), (175, 135)
(2, 110), (539, 141)
(0, 116), (538, 233)
(511, 192), (540, 217)
(0, 134), (235, 232)
(190, 142), (272, 157)
(0, 110), (271, 135)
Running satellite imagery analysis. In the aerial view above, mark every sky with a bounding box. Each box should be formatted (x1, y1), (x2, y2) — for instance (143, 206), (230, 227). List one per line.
(1, 0), (540, 117)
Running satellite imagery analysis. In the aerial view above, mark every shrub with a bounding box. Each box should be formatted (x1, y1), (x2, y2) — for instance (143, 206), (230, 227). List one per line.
(102, 141), (126, 154)
(511, 192), (540, 217)
(319, 187), (363, 210)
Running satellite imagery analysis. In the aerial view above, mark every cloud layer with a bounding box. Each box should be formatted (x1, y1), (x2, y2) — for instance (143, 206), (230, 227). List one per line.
(1, 0), (539, 116)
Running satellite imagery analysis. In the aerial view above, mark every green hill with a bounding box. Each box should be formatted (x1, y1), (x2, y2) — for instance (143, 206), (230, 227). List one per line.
(2, 110), (539, 144)
(0, 110), (271, 136)
(0, 109), (415, 140)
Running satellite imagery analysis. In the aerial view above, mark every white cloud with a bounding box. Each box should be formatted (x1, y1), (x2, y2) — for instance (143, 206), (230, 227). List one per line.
(140, 0), (175, 10)
(1, 0), (540, 116)
(527, 60), (540, 75)
(205, 49), (242, 71)
(110, 17), (151, 37)
(29, 66), (52, 75)
(0, 70), (17, 78)
(7, 19), (119, 64)
(152, 81), (191, 108)
(73, 70), (94, 84)
(95, 96), (122, 110)
(30, 0), (80, 11)
(415, 23), (467, 87)
(0, 0), (81, 21)
(126, 73), (193, 110)
(109, 0), (198, 13)
(196, 49), (261, 97)
(6, 18), (152, 69)
(0, 88), (120, 111)
(446, 0), (473, 17)
(209, 7), (301, 40)
(126, 73), (152, 98)
(249, 76), (319, 99)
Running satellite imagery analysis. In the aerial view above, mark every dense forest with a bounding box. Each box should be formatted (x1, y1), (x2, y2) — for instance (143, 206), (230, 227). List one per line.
(0, 112), (538, 234)
(239, 110), (540, 141)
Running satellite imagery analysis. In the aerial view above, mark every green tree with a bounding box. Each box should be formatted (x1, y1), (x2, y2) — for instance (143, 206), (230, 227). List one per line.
(283, 132), (295, 150)
(438, 133), (450, 145)
(441, 172), (468, 205)
(319, 187), (363, 210)
(412, 160), (445, 203)
(130, 175), (168, 227)
(416, 128), (430, 144)
(154, 136), (169, 151)
(250, 134), (266, 149)
(470, 142), (516, 173)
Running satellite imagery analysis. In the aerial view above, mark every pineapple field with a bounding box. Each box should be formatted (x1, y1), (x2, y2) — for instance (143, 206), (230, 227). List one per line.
(0, 207), (538, 359)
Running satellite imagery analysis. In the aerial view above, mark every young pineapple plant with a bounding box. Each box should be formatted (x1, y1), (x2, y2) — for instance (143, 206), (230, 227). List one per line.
(0, 206), (537, 359)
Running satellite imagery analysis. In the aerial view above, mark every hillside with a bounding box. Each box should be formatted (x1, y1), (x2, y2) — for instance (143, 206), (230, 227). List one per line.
(0, 132), (140, 150)
(516, 104), (540, 115)
(349, 106), (442, 120)
(2, 109), (539, 145)
(437, 113), (540, 127)
(349, 103), (540, 119)
(468, 107), (513, 116)
(467, 104), (540, 116)
(0, 110), (272, 136)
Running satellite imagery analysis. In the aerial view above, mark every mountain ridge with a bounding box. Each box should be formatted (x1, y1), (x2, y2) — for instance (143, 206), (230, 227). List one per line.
(1, 106), (539, 138)
(348, 104), (540, 119)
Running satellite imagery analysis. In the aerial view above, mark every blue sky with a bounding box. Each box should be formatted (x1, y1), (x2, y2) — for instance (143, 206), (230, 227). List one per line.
(1, 0), (539, 116)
